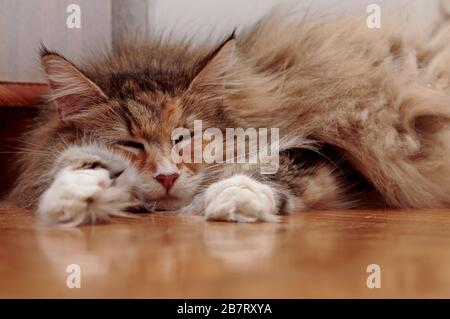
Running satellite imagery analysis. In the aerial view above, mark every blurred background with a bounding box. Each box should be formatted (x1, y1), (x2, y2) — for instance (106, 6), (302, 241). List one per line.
(0, 0), (447, 82)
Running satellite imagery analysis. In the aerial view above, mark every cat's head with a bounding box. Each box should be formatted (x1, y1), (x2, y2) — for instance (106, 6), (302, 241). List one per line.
(40, 39), (239, 210)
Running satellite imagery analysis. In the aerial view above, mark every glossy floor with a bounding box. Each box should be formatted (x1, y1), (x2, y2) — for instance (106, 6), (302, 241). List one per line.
(1, 204), (450, 298)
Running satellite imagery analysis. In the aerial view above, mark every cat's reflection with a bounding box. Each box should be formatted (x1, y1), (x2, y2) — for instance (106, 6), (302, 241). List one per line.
(200, 221), (285, 269)
(35, 226), (144, 278)
(34, 216), (288, 283)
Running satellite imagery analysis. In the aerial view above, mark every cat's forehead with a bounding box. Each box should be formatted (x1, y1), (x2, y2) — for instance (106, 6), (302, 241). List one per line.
(118, 92), (183, 140)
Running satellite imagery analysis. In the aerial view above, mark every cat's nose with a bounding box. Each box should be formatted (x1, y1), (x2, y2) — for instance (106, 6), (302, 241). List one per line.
(154, 173), (179, 190)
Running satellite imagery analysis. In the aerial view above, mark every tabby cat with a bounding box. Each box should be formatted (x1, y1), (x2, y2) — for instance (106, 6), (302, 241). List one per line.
(7, 13), (450, 226)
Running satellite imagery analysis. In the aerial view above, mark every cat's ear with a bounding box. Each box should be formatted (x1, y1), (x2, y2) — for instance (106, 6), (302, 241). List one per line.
(189, 36), (237, 93)
(40, 47), (107, 120)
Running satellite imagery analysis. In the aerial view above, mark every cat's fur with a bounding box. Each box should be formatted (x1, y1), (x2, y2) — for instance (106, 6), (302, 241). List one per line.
(7, 12), (450, 225)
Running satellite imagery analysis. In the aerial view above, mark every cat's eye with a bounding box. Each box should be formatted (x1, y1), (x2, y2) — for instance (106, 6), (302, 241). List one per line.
(115, 140), (145, 152)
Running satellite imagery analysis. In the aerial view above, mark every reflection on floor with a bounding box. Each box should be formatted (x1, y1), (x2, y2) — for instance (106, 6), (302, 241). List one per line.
(1, 204), (450, 298)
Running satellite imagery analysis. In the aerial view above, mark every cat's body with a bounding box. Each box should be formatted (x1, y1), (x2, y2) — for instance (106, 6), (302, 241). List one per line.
(7, 13), (450, 225)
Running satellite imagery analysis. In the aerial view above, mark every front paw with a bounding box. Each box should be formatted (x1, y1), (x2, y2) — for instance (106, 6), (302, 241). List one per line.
(38, 166), (138, 226)
(202, 175), (279, 222)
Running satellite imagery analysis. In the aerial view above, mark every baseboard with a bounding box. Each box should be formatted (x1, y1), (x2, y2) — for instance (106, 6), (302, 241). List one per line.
(0, 82), (48, 107)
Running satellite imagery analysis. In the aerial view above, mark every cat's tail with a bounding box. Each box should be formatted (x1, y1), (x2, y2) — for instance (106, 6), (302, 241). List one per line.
(388, 85), (450, 208)
(395, 18), (450, 207)
(359, 17), (450, 209)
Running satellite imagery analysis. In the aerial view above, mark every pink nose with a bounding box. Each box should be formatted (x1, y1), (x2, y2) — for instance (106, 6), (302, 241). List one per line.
(155, 173), (179, 190)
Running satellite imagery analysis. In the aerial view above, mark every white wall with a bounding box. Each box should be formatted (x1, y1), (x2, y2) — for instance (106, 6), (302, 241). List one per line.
(148, 0), (443, 45)
(148, 0), (277, 44)
(0, 0), (111, 82)
(0, 0), (445, 82)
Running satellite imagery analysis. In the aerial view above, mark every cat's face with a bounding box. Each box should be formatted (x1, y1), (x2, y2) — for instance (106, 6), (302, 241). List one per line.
(83, 94), (202, 210)
(40, 41), (236, 210)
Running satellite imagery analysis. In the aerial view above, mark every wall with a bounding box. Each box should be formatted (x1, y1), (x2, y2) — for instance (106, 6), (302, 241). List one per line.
(0, 0), (111, 82)
(0, 0), (444, 82)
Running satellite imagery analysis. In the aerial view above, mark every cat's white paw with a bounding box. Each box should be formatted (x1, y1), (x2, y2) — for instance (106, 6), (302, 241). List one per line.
(38, 166), (137, 226)
(203, 175), (279, 222)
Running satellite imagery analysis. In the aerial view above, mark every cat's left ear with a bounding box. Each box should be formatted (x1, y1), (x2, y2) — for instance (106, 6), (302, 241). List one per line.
(40, 47), (107, 120)
(188, 36), (237, 93)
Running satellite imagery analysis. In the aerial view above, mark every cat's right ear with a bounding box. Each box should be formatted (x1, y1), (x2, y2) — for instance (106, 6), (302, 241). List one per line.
(188, 35), (237, 93)
(40, 47), (107, 120)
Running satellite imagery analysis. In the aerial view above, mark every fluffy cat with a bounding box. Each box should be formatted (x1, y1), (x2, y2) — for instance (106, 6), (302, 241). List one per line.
(7, 12), (450, 225)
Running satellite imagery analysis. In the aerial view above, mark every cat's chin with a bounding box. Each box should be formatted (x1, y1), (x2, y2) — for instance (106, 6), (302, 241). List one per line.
(153, 195), (184, 211)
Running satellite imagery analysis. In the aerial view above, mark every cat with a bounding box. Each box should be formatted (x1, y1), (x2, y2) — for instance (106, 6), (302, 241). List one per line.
(7, 12), (450, 226)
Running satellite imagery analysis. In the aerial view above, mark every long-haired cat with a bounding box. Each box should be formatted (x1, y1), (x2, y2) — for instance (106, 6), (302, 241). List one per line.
(7, 12), (450, 226)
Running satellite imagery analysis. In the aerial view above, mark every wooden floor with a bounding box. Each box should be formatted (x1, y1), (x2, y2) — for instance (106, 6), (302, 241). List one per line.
(1, 204), (450, 298)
